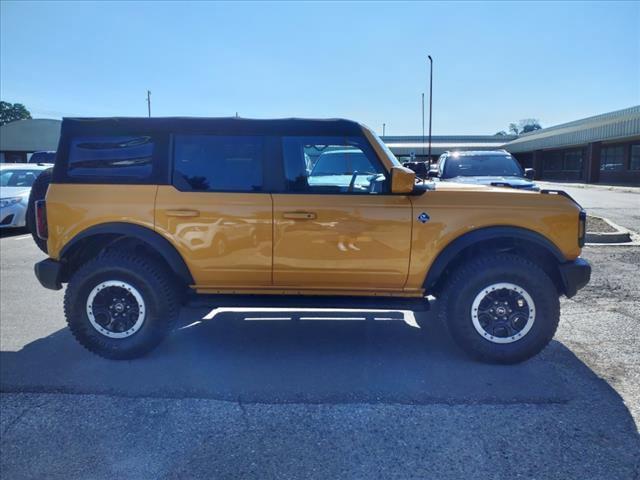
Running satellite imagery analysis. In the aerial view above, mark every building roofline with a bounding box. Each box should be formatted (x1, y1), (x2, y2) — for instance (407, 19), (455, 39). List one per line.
(503, 105), (640, 153)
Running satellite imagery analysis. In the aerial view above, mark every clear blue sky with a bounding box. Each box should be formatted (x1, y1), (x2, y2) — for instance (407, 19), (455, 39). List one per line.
(1, 1), (638, 135)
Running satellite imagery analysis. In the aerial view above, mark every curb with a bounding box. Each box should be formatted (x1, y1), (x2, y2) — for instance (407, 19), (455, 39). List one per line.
(585, 216), (634, 245)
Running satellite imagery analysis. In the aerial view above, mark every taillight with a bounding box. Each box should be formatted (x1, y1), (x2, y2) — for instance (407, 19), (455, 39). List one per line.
(578, 210), (586, 247)
(35, 200), (48, 240)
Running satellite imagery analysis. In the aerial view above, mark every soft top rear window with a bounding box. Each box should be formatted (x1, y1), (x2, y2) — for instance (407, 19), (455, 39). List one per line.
(67, 136), (154, 179)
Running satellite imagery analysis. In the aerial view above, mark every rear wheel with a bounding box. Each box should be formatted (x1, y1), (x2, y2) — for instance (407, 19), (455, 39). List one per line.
(438, 253), (560, 364)
(26, 167), (52, 253)
(64, 250), (180, 359)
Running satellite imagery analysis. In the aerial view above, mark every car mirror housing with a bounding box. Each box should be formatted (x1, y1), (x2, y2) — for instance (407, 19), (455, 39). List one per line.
(391, 166), (416, 194)
(524, 168), (535, 180)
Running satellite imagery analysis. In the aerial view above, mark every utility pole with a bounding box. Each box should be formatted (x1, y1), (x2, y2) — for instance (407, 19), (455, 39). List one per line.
(427, 55), (433, 164)
(146, 90), (151, 117)
(383, 123), (386, 137)
(421, 93), (425, 160)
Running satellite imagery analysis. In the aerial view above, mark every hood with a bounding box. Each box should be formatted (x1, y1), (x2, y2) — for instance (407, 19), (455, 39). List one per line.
(0, 186), (31, 199)
(443, 176), (538, 189)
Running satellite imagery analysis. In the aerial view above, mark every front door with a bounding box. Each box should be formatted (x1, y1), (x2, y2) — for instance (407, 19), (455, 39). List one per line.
(272, 136), (413, 292)
(155, 134), (272, 288)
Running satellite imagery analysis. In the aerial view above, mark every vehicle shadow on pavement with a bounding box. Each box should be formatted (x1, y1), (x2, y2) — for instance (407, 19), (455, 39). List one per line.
(2, 307), (639, 479)
(0, 307), (637, 409)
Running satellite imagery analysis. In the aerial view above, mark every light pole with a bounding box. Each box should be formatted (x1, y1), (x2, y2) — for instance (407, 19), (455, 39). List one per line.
(146, 90), (151, 117)
(383, 123), (386, 137)
(427, 55), (433, 164)
(421, 93), (425, 160)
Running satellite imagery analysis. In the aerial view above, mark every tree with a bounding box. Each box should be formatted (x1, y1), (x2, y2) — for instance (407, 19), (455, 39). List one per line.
(495, 130), (508, 136)
(520, 119), (542, 133)
(0, 101), (32, 126)
(506, 119), (542, 135)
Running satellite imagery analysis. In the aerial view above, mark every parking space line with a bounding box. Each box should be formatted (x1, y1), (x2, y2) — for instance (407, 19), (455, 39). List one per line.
(300, 316), (366, 321)
(203, 307), (421, 329)
(245, 317), (292, 321)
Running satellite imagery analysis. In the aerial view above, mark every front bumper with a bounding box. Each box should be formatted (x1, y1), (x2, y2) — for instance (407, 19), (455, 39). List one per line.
(559, 258), (591, 298)
(34, 259), (63, 290)
(0, 202), (27, 228)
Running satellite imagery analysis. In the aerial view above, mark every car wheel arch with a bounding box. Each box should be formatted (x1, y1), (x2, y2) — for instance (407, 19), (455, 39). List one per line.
(59, 222), (194, 286)
(423, 226), (567, 296)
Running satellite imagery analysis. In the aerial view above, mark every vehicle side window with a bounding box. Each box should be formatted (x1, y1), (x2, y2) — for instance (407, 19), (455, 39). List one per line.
(282, 136), (386, 194)
(173, 135), (264, 192)
(68, 136), (153, 179)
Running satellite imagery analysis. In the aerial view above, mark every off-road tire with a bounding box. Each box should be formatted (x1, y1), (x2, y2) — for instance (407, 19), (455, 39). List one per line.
(64, 249), (180, 360)
(438, 253), (560, 364)
(26, 167), (53, 253)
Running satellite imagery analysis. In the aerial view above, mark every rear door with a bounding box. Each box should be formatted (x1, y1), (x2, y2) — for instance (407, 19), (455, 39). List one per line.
(271, 136), (413, 292)
(155, 135), (273, 289)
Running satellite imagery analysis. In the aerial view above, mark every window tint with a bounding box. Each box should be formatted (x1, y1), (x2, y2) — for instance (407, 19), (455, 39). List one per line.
(600, 146), (625, 171)
(68, 136), (153, 178)
(29, 152), (56, 164)
(442, 154), (522, 178)
(631, 145), (640, 171)
(282, 136), (386, 194)
(173, 135), (263, 192)
(0, 170), (42, 187)
(563, 150), (583, 171)
(544, 153), (562, 171)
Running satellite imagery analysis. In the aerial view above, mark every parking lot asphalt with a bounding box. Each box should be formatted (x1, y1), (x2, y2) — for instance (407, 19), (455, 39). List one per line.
(1, 227), (639, 479)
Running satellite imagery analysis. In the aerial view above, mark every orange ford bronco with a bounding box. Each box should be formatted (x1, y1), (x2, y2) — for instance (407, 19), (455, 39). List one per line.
(31, 117), (590, 362)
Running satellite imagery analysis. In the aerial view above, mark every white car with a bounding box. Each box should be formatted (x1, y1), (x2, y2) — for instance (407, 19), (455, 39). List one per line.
(0, 164), (51, 229)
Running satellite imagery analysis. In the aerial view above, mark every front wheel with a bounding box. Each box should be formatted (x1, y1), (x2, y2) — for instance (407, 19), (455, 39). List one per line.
(64, 250), (180, 360)
(438, 253), (560, 364)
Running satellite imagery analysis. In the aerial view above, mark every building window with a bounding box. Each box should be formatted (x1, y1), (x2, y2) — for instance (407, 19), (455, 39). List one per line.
(543, 152), (563, 171)
(563, 150), (583, 171)
(631, 144), (640, 171)
(600, 146), (625, 171)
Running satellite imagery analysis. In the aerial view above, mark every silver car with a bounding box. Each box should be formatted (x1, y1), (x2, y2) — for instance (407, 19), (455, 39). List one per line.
(0, 164), (51, 228)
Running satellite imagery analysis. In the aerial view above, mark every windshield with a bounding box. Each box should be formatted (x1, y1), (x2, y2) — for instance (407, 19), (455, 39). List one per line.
(442, 154), (523, 178)
(0, 169), (42, 187)
(361, 125), (401, 167)
(29, 152), (56, 163)
(311, 151), (375, 176)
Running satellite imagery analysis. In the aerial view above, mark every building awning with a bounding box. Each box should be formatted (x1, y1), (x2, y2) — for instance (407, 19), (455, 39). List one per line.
(504, 106), (640, 153)
(382, 135), (517, 156)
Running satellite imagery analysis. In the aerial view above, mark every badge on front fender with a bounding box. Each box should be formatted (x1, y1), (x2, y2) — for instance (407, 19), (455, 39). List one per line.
(417, 212), (430, 223)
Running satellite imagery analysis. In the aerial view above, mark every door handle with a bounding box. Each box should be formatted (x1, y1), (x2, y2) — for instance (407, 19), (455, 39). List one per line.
(165, 209), (200, 218)
(283, 211), (316, 220)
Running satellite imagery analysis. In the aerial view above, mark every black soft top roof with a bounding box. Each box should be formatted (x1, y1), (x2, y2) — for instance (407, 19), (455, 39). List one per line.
(60, 117), (365, 137)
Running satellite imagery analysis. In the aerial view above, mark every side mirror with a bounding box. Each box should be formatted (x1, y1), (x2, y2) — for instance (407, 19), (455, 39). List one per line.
(524, 168), (535, 179)
(391, 166), (416, 194)
(427, 165), (439, 178)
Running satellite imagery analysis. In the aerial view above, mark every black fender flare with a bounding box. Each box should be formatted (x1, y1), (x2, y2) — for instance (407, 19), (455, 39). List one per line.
(60, 222), (194, 285)
(423, 226), (566, 292)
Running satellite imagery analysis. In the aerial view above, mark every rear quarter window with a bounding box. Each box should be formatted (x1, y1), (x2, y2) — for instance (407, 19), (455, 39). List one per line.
(67, 136), (154, 179)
